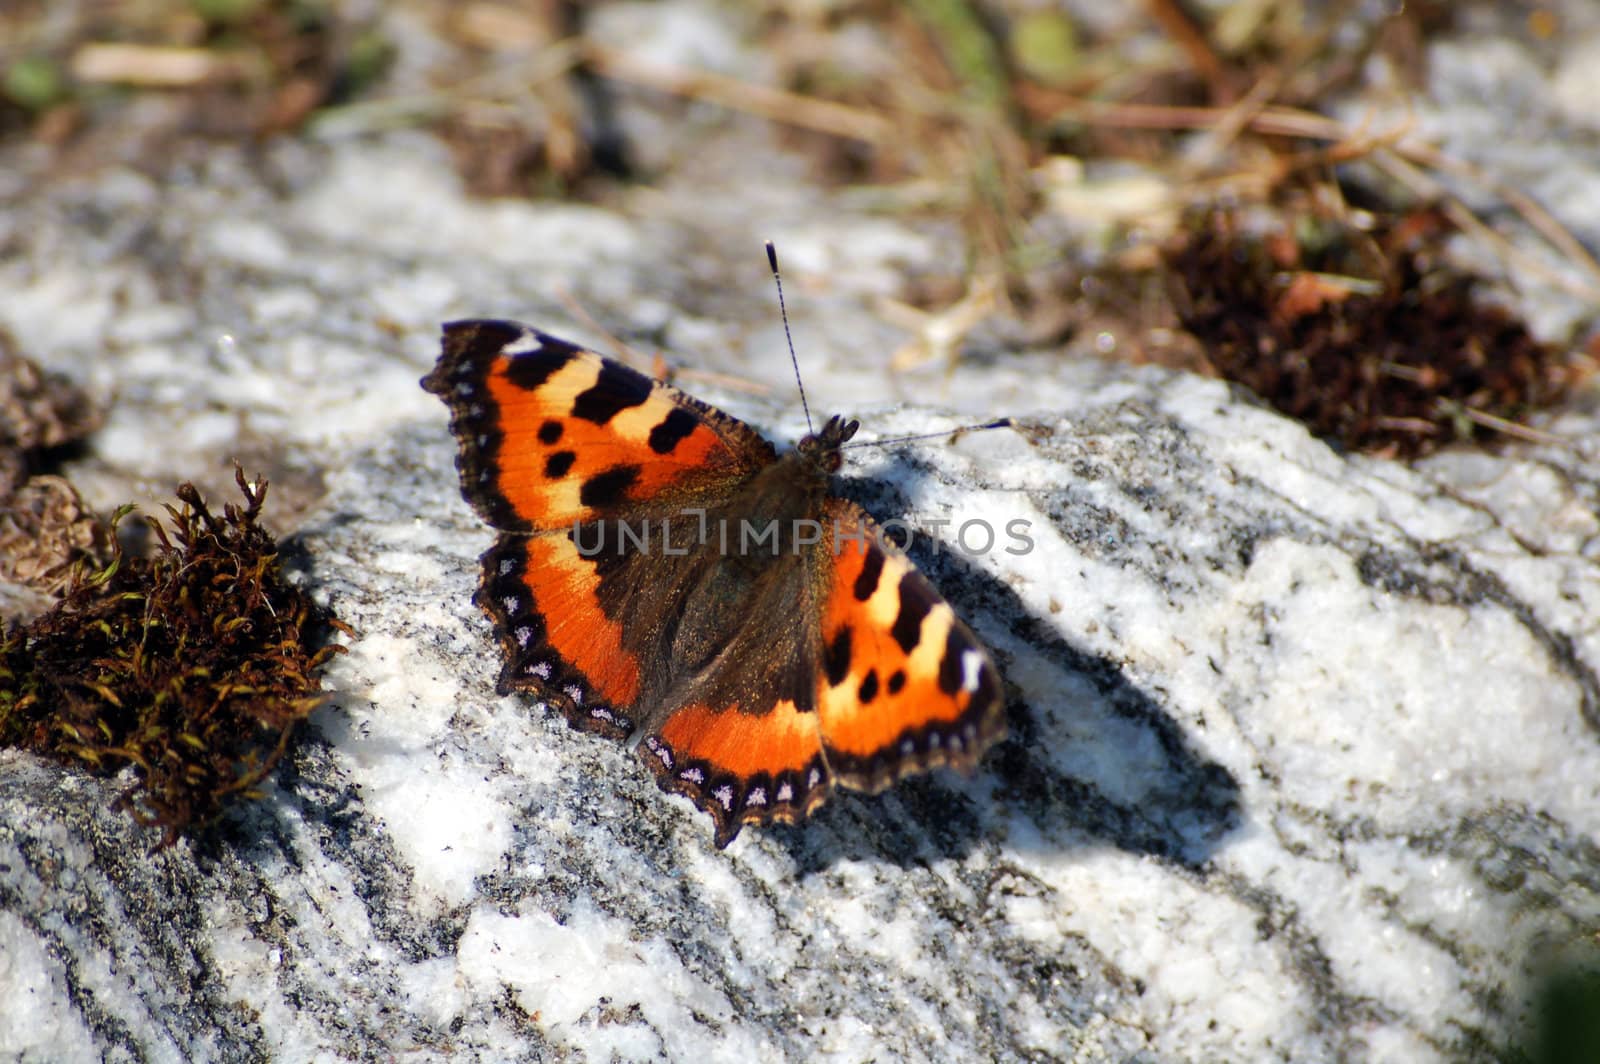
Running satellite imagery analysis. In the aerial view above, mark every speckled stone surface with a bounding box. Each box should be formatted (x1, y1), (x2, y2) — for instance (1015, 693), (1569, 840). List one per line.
(3, 4), (1600, 1061)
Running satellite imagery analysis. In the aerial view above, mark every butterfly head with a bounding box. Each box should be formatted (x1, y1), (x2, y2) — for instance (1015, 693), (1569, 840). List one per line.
(795, 415), (860, 474)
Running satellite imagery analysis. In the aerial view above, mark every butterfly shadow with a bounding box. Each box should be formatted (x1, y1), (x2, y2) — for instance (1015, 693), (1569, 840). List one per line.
(764, 471), (1245, 876)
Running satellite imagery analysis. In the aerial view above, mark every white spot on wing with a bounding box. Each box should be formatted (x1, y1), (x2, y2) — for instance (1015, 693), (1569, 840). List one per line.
(961, 648), (985, 693)
(503, 333), (544, 355)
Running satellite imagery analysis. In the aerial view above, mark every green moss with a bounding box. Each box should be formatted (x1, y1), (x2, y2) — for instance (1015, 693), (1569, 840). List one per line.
(3, 55), (67, 112)
(1009, 12), (1080, 88)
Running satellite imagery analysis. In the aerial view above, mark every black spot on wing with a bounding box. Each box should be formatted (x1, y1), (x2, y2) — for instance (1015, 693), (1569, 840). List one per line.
(503, 347), (574, 392)
(544, 451), (576, 479)
(824, 626), (852, 688)
(579, 465), (641, 508)
(858, 668), (879, 704)
(648, 407), (699, 455)
(887, 669), (906, 695)
(889, 572), (933, 654)
(538, 419), (563, 444)
(938, 625), (967, 695)
(973, 653), (1001, 706)
(852, 545), (884, 601)
(572, 361), (652, 424)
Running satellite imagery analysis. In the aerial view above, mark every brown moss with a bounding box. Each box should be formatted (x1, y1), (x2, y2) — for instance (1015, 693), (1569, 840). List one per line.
(0, 475), (110, 605)
(436, 2), (630, 197)
(1167, 207), (1587, 457)
(0, 467), (346, 845)
(0, 341), (110, 611)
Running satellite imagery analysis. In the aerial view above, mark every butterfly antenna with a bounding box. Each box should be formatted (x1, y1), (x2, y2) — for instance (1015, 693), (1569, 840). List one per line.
(844, 419), (1013, 450)
(766, 241), (814, 434)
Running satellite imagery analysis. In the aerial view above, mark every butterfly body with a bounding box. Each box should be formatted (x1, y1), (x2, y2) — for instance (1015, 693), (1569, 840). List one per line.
(424, 319), (1004, 846)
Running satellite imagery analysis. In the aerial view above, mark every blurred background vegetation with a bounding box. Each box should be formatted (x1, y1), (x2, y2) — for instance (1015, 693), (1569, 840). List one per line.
(2, 0), (1593, 460)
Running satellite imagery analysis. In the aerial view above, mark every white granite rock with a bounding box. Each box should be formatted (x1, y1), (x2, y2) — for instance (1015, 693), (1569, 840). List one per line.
(3, 6), (1600, 1062)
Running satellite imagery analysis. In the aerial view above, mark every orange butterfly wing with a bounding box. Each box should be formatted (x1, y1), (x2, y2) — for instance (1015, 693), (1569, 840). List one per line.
(814, 499), (1005, 791)
(424, 319), (773, 728)
(423, 319), (772, 533)
(638, 499), (1005, 846)
(426, 320), (1006, 848)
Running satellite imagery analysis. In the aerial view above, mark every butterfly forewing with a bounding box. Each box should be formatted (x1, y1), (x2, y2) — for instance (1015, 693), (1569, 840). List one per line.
(423, 319), (774, 533)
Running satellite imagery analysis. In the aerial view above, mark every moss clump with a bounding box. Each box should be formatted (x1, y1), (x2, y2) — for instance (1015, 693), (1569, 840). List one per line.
(0, 468), (344, 844)
(1169, 207), (1587, 458)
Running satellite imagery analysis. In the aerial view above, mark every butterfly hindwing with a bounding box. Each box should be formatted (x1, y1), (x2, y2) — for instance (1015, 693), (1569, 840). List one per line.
(635, 500), (1005, 844)
(814, 499), (1005, 792)
(642, 702), (833, 847)
(477, 534), (641, 737)
(481, 502), (840, 845)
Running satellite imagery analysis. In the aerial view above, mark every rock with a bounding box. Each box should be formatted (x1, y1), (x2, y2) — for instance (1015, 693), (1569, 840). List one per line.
(3, 8), (1599, 1060)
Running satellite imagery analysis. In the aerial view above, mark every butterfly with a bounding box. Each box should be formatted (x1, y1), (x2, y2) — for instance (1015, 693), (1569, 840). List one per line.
(422, 314), (1006, 847)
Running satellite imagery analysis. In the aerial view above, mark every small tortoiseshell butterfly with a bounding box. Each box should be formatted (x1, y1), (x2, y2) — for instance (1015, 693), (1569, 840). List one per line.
(423, 301), (1005, 847)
